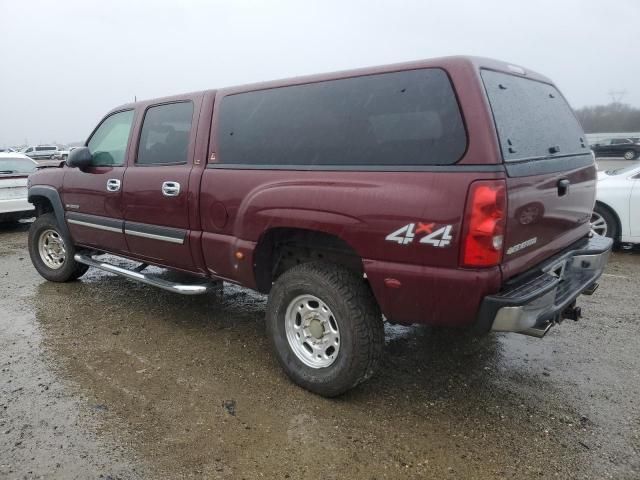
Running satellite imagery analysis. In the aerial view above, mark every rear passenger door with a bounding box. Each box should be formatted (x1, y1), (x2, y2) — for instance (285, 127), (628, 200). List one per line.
(122, 98), (201, 272)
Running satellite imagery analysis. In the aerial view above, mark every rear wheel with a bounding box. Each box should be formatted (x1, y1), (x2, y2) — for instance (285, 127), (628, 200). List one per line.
(266, 262), (383, 397)
(623, 150), (637, 160)
(591, 204), (618, 240)
(28, 213), (88, 282)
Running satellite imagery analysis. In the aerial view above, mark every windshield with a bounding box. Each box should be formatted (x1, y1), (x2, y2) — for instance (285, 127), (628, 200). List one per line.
(0, 157), (37, 174)
(481, 70), (589, 162)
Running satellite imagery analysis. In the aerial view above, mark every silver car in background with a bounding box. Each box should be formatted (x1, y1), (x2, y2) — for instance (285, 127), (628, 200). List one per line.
(22, 145), (59, 160)
(0, 153), (37, 223)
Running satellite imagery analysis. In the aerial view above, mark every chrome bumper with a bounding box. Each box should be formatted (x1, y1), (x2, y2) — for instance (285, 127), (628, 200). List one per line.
(477, 235), (613, 336)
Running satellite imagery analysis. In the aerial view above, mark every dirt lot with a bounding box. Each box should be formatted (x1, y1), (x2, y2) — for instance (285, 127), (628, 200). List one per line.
(1, 222), (638, 480)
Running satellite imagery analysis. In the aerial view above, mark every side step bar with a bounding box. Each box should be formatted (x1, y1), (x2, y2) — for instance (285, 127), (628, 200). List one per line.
(74, 254), (212, 295)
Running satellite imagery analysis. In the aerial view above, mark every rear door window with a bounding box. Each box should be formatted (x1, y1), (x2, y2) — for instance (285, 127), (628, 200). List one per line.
(481, 70), (588, 162)
(217, 68), (467, 167)
(136, 102), (193, 165)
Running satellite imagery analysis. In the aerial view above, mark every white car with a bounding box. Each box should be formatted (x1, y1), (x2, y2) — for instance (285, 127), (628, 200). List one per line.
(52, 146), (80, 161)
(0, 153), (37, 223)
(592, 164), (640, 244)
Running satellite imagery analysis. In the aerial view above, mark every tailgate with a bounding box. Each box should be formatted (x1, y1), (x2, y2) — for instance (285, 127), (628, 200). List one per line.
(481, 69), (596, 280)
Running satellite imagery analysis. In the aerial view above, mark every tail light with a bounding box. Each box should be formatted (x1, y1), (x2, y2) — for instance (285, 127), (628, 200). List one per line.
(461, 179), (506, 267)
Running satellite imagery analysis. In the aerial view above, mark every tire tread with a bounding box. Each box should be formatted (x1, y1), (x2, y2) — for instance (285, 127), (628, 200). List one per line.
(266, 262), (383, 396)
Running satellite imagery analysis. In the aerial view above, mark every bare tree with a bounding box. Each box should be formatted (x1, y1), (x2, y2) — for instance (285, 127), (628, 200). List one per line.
(574, 103), (640, 133)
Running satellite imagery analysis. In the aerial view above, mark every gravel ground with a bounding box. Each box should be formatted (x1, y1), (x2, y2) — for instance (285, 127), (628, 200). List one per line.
(0, 222), (638, 479)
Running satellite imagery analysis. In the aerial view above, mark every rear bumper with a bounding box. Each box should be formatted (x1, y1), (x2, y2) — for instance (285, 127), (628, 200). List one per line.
(476, 235), (613, 335)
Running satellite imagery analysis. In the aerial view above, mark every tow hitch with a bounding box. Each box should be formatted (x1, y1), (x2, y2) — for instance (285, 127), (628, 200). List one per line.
(562, 304), (582, 321)
(521, 303), (582, 338)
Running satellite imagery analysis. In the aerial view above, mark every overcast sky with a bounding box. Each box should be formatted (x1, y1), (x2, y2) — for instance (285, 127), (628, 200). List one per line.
(1, 0), (639, 147)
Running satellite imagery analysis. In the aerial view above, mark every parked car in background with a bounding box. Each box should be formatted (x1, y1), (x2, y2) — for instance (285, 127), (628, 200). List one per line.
(592, 163), (640, 245)
(591, 138), (640, 160)
(52, 146), (81, 161)
(0, 148), (17, 153)
(0, 153), (37, 223)
(22, 145), (59, 160)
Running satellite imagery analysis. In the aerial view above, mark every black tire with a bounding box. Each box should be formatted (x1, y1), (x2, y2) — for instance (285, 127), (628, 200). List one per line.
(265, 262), (384, 397)
(623, 150), (637, 160)
(591, 203), (619, 241)
(28, 213), (89, 282)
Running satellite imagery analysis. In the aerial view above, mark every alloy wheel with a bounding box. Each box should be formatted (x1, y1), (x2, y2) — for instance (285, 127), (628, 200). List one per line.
(590, 212), (608, 237)
(284, 294), (340, 368)
(38, 229), (67, 269)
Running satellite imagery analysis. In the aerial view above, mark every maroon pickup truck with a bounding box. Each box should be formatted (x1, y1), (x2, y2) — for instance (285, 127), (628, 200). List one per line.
(27, 56), (612, 396)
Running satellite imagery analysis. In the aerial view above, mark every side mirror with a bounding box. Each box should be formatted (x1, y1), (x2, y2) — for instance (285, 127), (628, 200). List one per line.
(66, 146), (92, 169)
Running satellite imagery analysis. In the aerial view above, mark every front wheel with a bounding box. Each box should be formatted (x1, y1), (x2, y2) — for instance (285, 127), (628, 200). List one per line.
(28, 213), (89, 282)
(623, 150), (637, 160)
(265, 262), (384, 397)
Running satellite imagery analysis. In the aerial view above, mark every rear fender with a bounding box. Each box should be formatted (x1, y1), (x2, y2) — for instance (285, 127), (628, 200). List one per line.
(233, 181), (367, 247)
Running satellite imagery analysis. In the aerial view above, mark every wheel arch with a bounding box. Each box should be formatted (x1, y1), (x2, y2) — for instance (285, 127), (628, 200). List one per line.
(253, 227), (364, 294)
(28, 186), (70, 240)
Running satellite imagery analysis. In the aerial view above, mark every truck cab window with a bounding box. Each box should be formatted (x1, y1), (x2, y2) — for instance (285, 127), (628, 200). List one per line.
(136, 102), (193, 165)
(87, 110), (134, 166)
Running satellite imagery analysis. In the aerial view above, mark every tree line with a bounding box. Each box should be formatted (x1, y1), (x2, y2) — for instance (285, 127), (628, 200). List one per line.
(574, 103), (640, 133)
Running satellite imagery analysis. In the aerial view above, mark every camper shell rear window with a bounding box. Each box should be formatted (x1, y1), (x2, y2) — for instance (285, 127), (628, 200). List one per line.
(481, 69), (588, 162)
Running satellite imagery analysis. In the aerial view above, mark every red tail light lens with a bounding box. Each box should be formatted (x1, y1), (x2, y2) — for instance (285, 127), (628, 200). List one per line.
(461, 180), (506, 267)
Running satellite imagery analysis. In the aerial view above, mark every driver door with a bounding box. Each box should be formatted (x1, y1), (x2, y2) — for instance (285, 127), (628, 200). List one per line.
(62, 109), (135, 254)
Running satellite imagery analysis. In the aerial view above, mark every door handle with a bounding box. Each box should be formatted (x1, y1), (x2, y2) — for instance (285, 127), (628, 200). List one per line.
(106, 179), (121, 192)
(557, 178), (570, 196)
(162, 181), (181, 197)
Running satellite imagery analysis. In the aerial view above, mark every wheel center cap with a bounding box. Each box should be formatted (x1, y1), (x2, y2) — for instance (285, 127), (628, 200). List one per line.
(308, 319), (324, 339)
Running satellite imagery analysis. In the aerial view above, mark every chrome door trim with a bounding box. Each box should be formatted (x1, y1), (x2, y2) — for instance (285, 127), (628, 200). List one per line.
(66, 212), (124, 233)
(67, 218), (123, 233)
(124, 228), (185, 244)
(123, 220), (186, 245)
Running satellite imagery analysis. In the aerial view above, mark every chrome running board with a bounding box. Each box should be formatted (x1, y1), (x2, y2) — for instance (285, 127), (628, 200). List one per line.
(74, 253), (212, 295)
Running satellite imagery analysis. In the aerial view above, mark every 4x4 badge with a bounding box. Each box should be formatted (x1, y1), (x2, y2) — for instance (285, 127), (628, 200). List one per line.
(385, 223), (453, 247)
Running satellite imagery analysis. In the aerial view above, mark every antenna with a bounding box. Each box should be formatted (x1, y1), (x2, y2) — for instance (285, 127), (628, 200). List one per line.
(608, 89), (627, 103)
